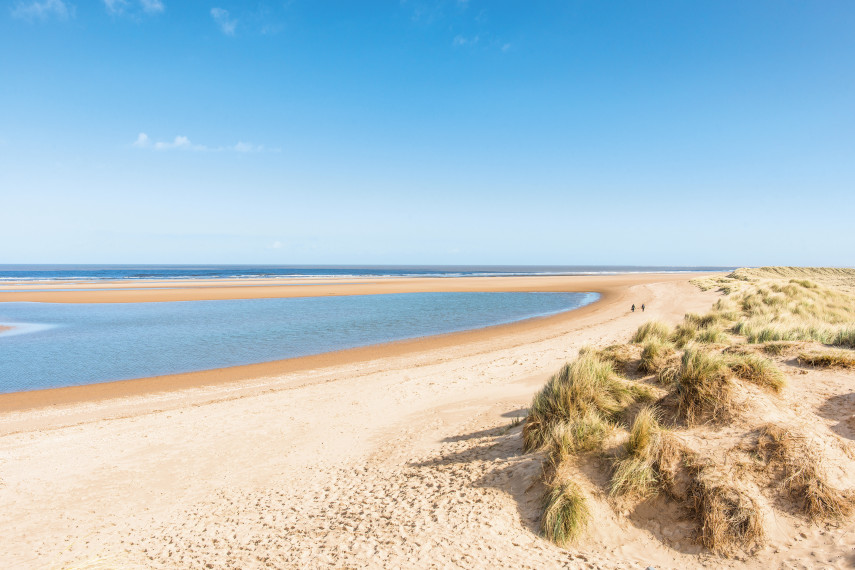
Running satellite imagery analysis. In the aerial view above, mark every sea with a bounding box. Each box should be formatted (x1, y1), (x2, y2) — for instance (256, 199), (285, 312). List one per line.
(0, 264), (731, 282)
(0, 265), (732, 394)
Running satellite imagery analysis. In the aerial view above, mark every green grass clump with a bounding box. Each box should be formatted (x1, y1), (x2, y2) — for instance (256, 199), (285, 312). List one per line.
(638, 337), (675, 375)
(726, 353), (786, 392)
(610, 406), (661, 497)
(797, 350), (855, 369)
(675, 348), (733, 425)
(541, 480), (590, 546)
(671, 323), (697, 348)
(697, 328), (728, 344)
(523, 353), (649, 452)
(632, 321), (672, 344)
(549, 413), (614, 457)
(833, 327), (855, 349)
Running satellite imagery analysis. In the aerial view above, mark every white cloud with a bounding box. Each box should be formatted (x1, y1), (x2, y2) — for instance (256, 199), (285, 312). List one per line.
(103, 0), (127, 13)
(233, 141), (263, 153)
(211, 7), (237, 36)
(11, 0), (72, 20)
(139, 0), (163, 13)
(154, 135), (202, 151)
(133, 133), (268, 153)
(103, 0), (162, 15)
(452, 34), (478, 47)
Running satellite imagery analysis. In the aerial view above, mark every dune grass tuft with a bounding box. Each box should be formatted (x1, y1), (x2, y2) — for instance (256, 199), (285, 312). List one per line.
(726, 353), (786, 392)
(549, 413), (614, 458)
(797, 350), (855, 369)
(833, 327), (855, 349)
(638, 337), (675, 375)
(541, 479), (590, 546)
(675, 348), (734, 425)
(697, 327), (729, 344)
(759, 341), (798, 356)
(756, 424), (855, 521)
(589, 343), (641, 375)
(631, 321), (672, 344)
(610, 406), (661, 497)
(523, 353), (649, 452)
(671, 323), (697, 348)
(691, 470), (765, 555)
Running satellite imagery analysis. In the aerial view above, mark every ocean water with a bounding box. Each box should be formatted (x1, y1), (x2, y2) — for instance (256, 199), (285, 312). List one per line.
(0, 264), (732, 282)
(0, 292), (598, 393)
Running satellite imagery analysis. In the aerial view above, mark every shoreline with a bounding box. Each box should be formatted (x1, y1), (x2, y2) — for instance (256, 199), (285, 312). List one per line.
(0, 273), (713, 413)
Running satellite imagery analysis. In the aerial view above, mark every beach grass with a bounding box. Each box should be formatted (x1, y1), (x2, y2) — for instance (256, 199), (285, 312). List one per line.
(756, 424), (855, 521)
(675, 348), (734, 425)
(525, 267), (855, 554)
(523, 352), (649, 453)
(540, 480), (590, 546)
(638, 337), (675, 375)
(797, 350), (855, 369)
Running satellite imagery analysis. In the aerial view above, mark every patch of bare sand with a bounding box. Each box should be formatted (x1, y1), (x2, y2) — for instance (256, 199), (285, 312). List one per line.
(11, 276), (848, 568)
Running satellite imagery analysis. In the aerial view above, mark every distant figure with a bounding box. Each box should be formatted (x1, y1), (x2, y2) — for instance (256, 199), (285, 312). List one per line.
(641, 304), (645, 312)
(631, 304), (635, 313)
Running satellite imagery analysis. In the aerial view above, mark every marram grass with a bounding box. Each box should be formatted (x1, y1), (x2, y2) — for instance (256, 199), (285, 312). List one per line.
(541, 480), (590, 546)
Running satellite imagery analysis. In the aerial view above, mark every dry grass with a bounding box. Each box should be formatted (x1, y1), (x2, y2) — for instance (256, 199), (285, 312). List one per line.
(671, 323), (697, 348)
(726, 353), (786, 392)
(638, 337), (675, 375)
(797, 350), (855, 369)
(756, 424), (855, 521)
(834, 327), (855, 349)
(675, 348), (734, 425)
(540, 479), (590, 546)
(529, 268), (855, 553)
(610, 406), (661, 497)
(523, 353), (650, 452)
(632, 321), (672, 344)
(549, 413), (614, 458)
(585, 343), (642, 375)
(691, 469), (765, 555)
(696, 327), (729, 344)
(758, 341), (799, 356)
(724, 274), (855, 346)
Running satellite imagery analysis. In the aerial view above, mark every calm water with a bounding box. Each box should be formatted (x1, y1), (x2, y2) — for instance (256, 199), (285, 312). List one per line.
(0, 264), (732, 282)
(0, 292), (598, 393)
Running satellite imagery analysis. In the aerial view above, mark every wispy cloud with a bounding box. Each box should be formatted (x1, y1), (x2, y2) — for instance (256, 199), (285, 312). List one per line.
(452, 34), (478, 47)
(211, 7), (236, 36)
(103, 0), (163, 16)
(139, 0), (163, 13)
(133, 133), (270, 153)
(11, 0), (72, 21)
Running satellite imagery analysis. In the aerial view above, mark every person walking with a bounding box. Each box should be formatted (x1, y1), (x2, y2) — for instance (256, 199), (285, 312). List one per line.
(631, 304), (635, 313)
(641, 304), (645, 312)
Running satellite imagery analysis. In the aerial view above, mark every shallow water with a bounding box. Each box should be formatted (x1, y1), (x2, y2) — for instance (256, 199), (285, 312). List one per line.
(0, 292), (597, 393)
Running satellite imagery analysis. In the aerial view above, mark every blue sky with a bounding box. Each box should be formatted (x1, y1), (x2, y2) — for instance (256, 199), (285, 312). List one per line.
(1, 1), (853, 266)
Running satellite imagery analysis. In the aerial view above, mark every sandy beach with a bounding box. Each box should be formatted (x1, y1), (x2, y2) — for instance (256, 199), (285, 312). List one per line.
(1, 272), (852, 568)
